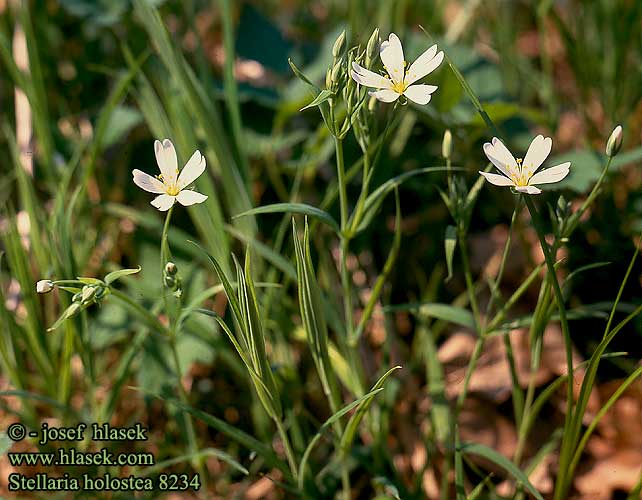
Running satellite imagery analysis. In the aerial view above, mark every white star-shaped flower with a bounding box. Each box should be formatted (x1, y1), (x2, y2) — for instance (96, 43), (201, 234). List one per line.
(480, 135), (571, 195)
(350, 33), (444, 105)
(132, 139), (208, 211)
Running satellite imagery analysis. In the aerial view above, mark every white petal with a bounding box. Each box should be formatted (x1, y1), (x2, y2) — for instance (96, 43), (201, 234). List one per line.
(154, 139), (178, 185)
(515, 185), (542, 195)
(523, 135), (552, 173)
(177, 150), (206, 189)
(350, 62), (392, 89)
(177, 190), (208, 206)
(483, 138), (517, 178)
(405, 47), (444, 86)
(479, 171), (515, 187)
(380, 33), (404, 84)
(151, 194), (176, 211)
(529, 162), (571, 185)
(132, 169), (165, 193)
(403, 84), (438, 105)
(369, 89), (400, 103)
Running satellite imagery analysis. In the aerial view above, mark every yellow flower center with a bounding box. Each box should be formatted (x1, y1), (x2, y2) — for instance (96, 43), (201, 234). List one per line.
(165, 184), (180, 196)
(509, 158), (533, 187)
(392, 80), (408, 94)
(158, 172), (181, 196)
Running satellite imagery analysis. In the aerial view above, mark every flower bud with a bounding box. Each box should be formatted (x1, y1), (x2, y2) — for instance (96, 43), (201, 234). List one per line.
(368, 95), (377, 112)
(325, 67), (333, 89)
(67, 302), (81, 318)
(36, 280), (54, 294)
(606, 125), (623, 157)
(164, 275), (176, 289)
(165, 262), (178, 276)
(442, 129), (452, 160)
(365, 28), (380, 66)
(72, 292), (83, 302)
(81, 285), (97, 304)
(332, 30), (346, 58)
(331, 59), (344, 87)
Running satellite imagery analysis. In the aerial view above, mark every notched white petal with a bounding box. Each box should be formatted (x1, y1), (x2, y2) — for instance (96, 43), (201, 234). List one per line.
(405, 49), (444, 86)
(403, 84), (438, 105)
(529, 162), (571, 185)
(483, 142), (513, 178)
(177, 150), (206, 189)
(479, 171), (515, 187)
(523, 135), (552, 172)
(350, 63), (392, 89)
(380, 33), (404, 84)
(176, 190), (208, 206)
(154, 138), (178, 183)
(151, 194), (177, 211)
(132, 169), (166, 193)
(368, 89), (400, 103)
(515, 185), (542, 195)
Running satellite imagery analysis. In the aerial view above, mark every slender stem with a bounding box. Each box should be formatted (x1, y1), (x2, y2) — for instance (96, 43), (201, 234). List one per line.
(275, 418), (299, 481)
(159, 205), (203, 480)
(160, 205), (174, 282)
(454, 225), (483, 418)
(524, 196), (575, 492)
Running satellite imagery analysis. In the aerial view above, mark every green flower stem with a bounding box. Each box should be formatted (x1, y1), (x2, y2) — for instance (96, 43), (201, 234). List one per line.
(159, 206), (203, 480)
(454, 225), (483, 417)
(160, 204), (174, 283)
(523, 195), (574, 472)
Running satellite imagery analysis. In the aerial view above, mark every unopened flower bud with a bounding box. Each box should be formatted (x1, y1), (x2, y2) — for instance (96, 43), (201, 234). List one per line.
(165, 262), (178, 276)
(36, 280), (54, 294)
(164, 275), (176, 289)
(606, 125), (623, 157)
(442, 130), (452, 160)
(67, 302), (81, 318)
(368, 95), (377, 112)
(331, 59), (344, 87)
(332, 30), (346, 58)
(72, 292), (83, 302)
(365, 28), (380, 66)
(81, 285), (97, 303)
(326, 67), (333, 89)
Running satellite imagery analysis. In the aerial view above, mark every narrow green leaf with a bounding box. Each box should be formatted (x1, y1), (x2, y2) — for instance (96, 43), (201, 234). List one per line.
(460, 442), (545, 500)
(340, 366), (402, 453)
(300, 89), (334, 111)
(105, 267), (142, 285)
(234, 203), (340, 234)
(297, 388), (384, 491)
(385, 302), (475, 330)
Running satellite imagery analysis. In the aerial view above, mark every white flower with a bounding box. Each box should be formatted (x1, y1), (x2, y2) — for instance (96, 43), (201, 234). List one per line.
(36, 279), (54, 293)
(480, 135), (571, 195)
(350, 33), (444, 105)
(132, 139), (208, 211)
